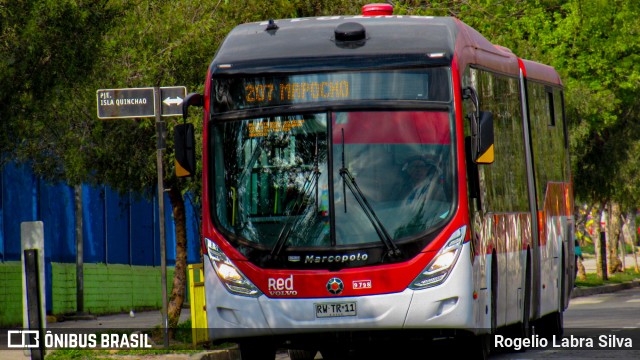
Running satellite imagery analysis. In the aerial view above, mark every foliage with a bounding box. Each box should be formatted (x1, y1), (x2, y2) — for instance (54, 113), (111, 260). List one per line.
(3, 0), (640, 328)
(394, 1), (640, 210)
(0, 0), (123, 184)
(3, 0), (639, 212)
(548, 1), (640, 207)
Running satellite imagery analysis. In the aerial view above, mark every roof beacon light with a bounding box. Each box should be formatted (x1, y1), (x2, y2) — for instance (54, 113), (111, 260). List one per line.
(362, 3), (393, 16)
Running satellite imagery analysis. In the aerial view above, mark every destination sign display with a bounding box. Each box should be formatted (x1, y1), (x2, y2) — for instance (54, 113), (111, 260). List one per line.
(213, 69), (450, 113)
(244, 80), (349, 104)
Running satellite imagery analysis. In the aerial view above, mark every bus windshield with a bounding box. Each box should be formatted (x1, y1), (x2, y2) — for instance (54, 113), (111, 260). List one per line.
(212, 110), (455, 250)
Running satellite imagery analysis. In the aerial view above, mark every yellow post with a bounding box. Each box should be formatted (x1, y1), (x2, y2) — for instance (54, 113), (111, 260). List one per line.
(188, 263), (208, 346)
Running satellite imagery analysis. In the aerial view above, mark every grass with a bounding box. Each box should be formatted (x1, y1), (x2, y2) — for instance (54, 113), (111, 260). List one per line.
(44, 320), (235, 360)
(45, 342), (236, 360)
(575, 267), (640, 288)
(44, 347), (210, 360)
(581, 243), (595, 254)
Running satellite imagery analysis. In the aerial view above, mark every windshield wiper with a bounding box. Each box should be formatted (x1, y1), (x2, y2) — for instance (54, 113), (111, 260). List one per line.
(339, 129), (401, 258)
(339, 168), (401, 258)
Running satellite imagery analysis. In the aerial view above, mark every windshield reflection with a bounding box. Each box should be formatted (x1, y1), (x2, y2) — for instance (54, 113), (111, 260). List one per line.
(212, 111), (454, 250)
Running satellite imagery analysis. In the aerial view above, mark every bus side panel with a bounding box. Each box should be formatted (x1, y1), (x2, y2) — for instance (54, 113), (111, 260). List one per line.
(495, 217), (508, 328)
(472, 249), (490, 331)
(538, 183), (569, 318)
(525, 81), (572, 319)
(505, 215), (524, 326)
(474, 213), (530, 329)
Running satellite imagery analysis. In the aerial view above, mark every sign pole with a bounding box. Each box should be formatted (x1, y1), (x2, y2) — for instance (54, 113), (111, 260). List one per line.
(96, 85), (185, 349)
(154, 87), (169, 348)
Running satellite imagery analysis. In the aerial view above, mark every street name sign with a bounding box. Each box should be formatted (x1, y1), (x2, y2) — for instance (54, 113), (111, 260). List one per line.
(97, 86), (186, 119)
(97, 87), (154, 119)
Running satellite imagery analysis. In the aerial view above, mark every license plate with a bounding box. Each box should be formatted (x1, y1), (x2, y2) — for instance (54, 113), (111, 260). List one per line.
(315, 302), (357, 318)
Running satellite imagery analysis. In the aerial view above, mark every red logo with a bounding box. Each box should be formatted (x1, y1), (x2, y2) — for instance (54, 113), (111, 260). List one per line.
(267, 275), (297, 296)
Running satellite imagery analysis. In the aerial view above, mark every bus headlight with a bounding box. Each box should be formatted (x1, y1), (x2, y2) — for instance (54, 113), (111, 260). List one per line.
(206, 237), (262, 297)
(409, 226), (466, 290)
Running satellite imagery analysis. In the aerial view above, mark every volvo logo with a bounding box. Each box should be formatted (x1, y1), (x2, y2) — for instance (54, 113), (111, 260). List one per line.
(326, 277), (344, 295)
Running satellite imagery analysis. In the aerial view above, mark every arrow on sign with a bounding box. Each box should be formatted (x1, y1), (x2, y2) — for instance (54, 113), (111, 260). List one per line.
(163, 96), (183, 106)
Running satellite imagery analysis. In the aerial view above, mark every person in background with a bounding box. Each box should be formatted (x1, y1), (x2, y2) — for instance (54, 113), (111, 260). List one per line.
(397, 156), (445, 203)
(575, 238), (583, 279)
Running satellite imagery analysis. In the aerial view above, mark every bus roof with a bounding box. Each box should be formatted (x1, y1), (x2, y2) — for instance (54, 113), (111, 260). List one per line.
(212, 16), (457, 74)
(211, 15), (560, 87)
(519, 58), (563, 86)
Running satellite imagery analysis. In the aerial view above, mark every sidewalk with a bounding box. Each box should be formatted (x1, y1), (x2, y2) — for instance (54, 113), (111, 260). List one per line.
(572, 252), (640, 298)
(581, 252), (640, 274)
(0, 311), (242, 360)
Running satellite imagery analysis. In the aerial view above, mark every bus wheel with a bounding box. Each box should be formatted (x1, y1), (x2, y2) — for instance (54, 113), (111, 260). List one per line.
(552, 311), (564, 337)
(537, 310), (564, 339)
(238, 340), (276, 360)
(319, 347), (348, 360)
(536, 253), (565, 340)
(491, 254), (498, 335)
(474, 334), (491, 360)
(456, 333), (490, 360)
(488, 253), (497, 356)
(288, 349), (317, 360)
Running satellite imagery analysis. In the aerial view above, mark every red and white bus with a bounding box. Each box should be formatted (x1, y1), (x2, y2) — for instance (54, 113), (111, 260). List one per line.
(178, 3), (574, 359)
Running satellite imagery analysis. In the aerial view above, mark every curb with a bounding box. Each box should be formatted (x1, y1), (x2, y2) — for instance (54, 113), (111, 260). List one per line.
(193, 348), (240, 360)
(570, 279), (640, 298)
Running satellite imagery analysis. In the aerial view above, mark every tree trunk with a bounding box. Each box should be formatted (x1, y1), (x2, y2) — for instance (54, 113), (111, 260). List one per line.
(633, 237), (640, 274)
(607, 202), (623, 273)
(576, 257), (586, 280)
(623, 211), (639, 273)
(593, 206), (604, 279)
(167, 186), (187, 333)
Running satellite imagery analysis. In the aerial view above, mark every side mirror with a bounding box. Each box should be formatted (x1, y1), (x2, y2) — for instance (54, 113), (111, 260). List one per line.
(474, 111), (494, 164)
(174, 123), (195, 177)
(463, 86), (494, 164)
(174, 93), (203, 178)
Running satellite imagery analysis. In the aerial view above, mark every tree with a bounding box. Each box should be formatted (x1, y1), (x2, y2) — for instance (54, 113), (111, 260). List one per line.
(548, 1), (640, 277)
(0, 0), (121, 180)
(0, 0), (367, 333)
(550, 1), (640, 207)
(0, 0), (199, 331)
